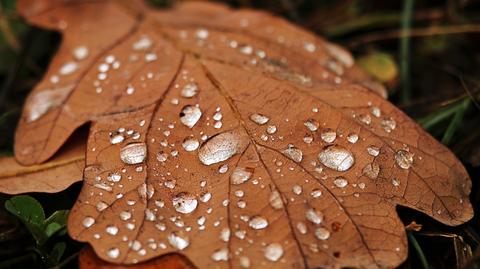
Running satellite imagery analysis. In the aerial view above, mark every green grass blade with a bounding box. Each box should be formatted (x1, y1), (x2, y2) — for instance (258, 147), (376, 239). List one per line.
(408, 232), (429, 269)
(400, 0), (415, 105)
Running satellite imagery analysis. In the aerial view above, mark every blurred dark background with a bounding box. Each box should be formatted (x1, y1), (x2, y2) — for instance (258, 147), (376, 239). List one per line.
(1, 0), (480, 268)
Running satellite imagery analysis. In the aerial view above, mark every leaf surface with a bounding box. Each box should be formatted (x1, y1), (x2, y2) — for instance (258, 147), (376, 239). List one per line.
(12, 1), (473, 268)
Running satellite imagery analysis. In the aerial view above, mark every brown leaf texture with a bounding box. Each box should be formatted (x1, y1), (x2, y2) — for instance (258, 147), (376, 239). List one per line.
(13, 1), (472, 268)
(0, 138), (84, 194)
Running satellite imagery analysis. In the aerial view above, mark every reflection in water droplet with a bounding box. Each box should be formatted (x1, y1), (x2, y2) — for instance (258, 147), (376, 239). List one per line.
(182, 137), (200, 151)
(168, 232), (190, 250)
(315, 227), (331, 240)
(358, 114), (371, 125)
(120, 142), (147, 164)
(230, 167), (253, 185)
(306, 208), (323, 224)
(173, 192), (198, 214)
(321, 128), (337, 143)
(395, 150), (414, 169)
(264, 243), (283, 262)
(282, 146), (303, 163)
(381, 117), (397, 133)
(211, 248), (229, 261)
(249, 216), (268, 230)
(180, 105), (202, 128)
(181, 83), (199, 98)
(198, 130), (248, 165)
(333, 177), (348, 188)
(363, 163), (380, 179)
(249, 113), (270, 125)
(318, 145), (355, 171)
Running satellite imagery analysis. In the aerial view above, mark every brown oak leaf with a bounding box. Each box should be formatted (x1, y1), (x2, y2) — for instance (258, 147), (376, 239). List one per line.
(0, 138), (84, 194)
(8, 1), (473, 269)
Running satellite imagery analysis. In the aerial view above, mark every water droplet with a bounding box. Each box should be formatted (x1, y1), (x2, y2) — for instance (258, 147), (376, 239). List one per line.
(358, 114), (371, 125)
(249, 216), (268, 230)
(132, 36), (152, 50)
(296, 222), (307, 234)
(73, 46), (88, 60)
(306, 208), (323, 224)
(362, 163), (380, 179)
(198, 130), (248, 165)
(180, 105), (202, 128)
(220, 227), (230, 242)
(371, 106), (381, 117)
(59, 61), (78, 75)
(172, 192), (198, 214)
(200, 192), (212, 202)
(120, 142), (147, 164)
(230, 167), (253, 185)
(26, 85), (74, 122)
(181, 83), (199, 98)
(156, 152), (168, 162)
(321, 128), (337, 143)
(211, 248), (229, 261)
(182, 137), (200, 151)
(249, 113), (269, 125)
(347, 133), (359, 144)
(106, 225), (119, 235)
(168, 232), (189, 250)
(367, 146), (380, 157)
(107, 172), (121, 182)
(292, 185), (303, 195)
(333, 177), (348, 188)
(310, 189), (322, 198)
(318, 145), (355, 171)
(315, 227), (330, 240)
(107, 248), (120, 259)
(392, 178), (400, 187)
(266, 125), (277, 134)
(269, 189), (284, 209)
(282, 146), (303, 163)
(395, 150), (414, 169)
(264, 243), (283, 262)
(196, 29), (209, 39)
(82, 217), (95, 228)
(304, 119), (319, 131)
(96, 201), (108, 211)
(110, 133), (125, 144)
(119, 211), (131, 221)
(240, 256), (251, 268)
(381, 117), (397, 133)
(325, 43), (354, 67)
(304, 42), (316, 52)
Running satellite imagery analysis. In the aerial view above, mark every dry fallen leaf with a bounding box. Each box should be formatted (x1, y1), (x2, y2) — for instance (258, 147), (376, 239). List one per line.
(0, 138), (84, 194)
(7, 1), (473, 268)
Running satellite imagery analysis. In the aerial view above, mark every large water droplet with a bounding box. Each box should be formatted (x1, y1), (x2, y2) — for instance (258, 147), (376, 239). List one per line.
(172, 192), (198, 214)
(395, 150), (414, 169)
(318, 145), (355, 171)
(249, 216), (268, 230)
(120, 142), (147, 164)
(230, 167), (253, 185)
(180, 105), (202, 128)
(198, 130), (248, 165)
(264, 243), (283, 262)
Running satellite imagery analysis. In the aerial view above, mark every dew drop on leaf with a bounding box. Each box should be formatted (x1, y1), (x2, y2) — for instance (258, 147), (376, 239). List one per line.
(264, 243), (284, 262)
(182, 137), (200, 151)
(120, 142), (147, 164)
(315, 227), (331, 240)
(306, 208), (323, 224)
(395, 150), (414, 169)
(181, 83), (199, 98)
(82, 216), (95, 228)
(282, 146), (303, 163)
(318, 145), (355, 171)
(230, 167), (253, 185)
(168, 232), (190, 250)
(180, 105), (202, 128)
(249, 113), (269, 125)
(172, 192), (198, 214)
(249, 216), (268, 230)
(198, 130), (248, 165)
(333, 177), (348, 188)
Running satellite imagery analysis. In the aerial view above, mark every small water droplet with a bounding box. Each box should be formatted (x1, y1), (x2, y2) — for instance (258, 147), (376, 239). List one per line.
(59, 61), (78, 75)
(292, 185), (303, 195)
(119, 211), (132, 221)
(264, 243), (283, 262)
(296, 222), (307, 234)
(266, 125), (277, 134)
(333, 177), (348, 188)
(304, 42), (316, 52)
(306, 208), (323, 224)
(230, 167), (253, 185)
(107, 248), (120, 259)
(196, 29), (209, 39)
(269, 189), (284, 209)
(367, 146), (380, 157)
(120, 142), (147, 164)
(82, 217), (95, 228)
(249, 113), (269, 125)
(211, 248), (229, 261)
(282, 146), (303, 163)
(392, 178), (400, 187)
(110, 133), (125, 144)
(310, 189), (322, 198)
(315, 227), (330, 240)
(132, 36), (152, 50)
(347, 133), (359, 143)
(107, 172), (121, 182)
(362, 163), (380, 179)
(240, 256), (251, 268)
(172, 192), (198, 214)
(168, 232), (189, 250)
(249, 216), (268, 230)
(395, 150), (414, 169)
(73, 46), (89, 60)
(304, 119), (319, 131)
(182, 137), (200, 151)
(321, 128), (337, 143)
(181, 83), (199, 98)
(318, 145), (355, 171)
(180, 105), (202, 128)
(106, 225), (119, 235)
(381, 117), (397, 133)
